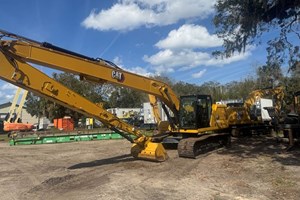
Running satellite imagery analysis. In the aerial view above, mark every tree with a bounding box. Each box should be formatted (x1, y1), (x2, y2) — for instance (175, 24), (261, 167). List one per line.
(256, 63), (284, 88)
(284, 61), (300, 106)
(26, 72), (106, 123)
(151, 75), (175, 88)
(199, 81), (224, 101)
(214, 0), (300, 68)
(25, 93), (52, 119)
(173, 81), (202, 96)
(108, 87), (147, 108)
(226, 78), (257, 100)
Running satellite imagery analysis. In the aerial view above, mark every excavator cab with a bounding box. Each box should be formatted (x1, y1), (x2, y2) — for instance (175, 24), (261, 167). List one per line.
(179, 95), (212, 129)
(177, 95), (230, 158)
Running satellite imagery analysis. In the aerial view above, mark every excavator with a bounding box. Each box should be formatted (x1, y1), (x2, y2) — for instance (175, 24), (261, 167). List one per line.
(0, 29), (230, 160)
(226, 87), (284, 136)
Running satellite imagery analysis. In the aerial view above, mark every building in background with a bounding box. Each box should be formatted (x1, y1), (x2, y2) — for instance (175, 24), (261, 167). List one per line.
(142, 102), (169, 124)
(0, 102), (38, 124)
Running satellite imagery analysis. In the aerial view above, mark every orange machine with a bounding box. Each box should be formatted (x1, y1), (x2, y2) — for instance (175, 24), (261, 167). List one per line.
(3, 87), (33, 132)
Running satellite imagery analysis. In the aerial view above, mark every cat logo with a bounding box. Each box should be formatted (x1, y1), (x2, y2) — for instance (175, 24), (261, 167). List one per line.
(112, 70), (124, 82)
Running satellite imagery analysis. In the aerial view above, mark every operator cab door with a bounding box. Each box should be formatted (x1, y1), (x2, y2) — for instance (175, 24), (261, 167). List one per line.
(179, 95), (212, 130)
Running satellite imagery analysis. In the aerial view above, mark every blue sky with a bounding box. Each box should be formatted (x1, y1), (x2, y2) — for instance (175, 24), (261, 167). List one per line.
(0, 0), (289, 104)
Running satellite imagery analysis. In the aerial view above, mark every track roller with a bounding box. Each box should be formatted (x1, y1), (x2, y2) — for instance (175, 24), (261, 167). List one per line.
(177, 133), (231, 158)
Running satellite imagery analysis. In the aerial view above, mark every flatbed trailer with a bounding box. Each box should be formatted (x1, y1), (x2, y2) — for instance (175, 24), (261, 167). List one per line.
(9, 131), (129, 146)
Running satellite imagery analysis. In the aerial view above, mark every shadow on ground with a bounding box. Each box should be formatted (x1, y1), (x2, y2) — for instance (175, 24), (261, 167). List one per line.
(68, 154), (135, 169)
(217, 135), (300, 166)
(69, 135), (300, 170)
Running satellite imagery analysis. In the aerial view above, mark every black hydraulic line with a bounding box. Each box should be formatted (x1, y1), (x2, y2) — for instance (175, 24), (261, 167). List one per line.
(110, 127), (134, 143)
(42, 42), (99, 62)
(0, 28), (97, 62)
(0, 29), (121, 69)
(0, 28), (41, 45)
(161, 103), (176, 129)
(42, 42), (121, 69)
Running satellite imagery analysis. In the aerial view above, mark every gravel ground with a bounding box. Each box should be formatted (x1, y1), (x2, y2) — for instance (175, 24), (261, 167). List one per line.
(0, 135), (299, 200)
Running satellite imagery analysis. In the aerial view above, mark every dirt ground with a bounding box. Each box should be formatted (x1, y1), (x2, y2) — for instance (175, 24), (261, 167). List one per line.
(0, 136), (299, 200)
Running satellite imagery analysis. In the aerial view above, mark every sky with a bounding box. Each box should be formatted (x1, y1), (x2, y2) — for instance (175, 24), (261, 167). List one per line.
(0, 0), (288, 104)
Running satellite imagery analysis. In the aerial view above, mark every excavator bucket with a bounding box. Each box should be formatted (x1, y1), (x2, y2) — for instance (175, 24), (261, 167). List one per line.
(131, 141), (168, 162)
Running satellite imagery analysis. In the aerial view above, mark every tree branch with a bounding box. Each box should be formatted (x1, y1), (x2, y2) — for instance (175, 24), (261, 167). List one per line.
(262, 0), (300, 23)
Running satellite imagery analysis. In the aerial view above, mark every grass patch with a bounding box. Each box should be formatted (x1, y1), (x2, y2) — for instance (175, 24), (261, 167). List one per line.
(272, 177), (294, 187)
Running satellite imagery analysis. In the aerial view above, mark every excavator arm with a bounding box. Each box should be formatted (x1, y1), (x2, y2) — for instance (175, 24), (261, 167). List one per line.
(5, 87), (22, 122)
(244, 86), (285, 119)
(14, 88), (28, 123)
(0, 30), (179, 126)
(0, 43), (167, 162)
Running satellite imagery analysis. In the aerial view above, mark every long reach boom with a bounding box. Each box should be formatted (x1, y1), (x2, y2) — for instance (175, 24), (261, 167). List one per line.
(0, 29), (167, 162)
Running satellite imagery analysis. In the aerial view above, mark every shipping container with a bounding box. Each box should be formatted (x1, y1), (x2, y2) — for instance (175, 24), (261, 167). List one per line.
(53, 117), (74, 131)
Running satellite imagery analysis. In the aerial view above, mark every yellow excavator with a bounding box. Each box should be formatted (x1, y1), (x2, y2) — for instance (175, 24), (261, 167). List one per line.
(226, 87), (284, 136)
(0, 30), (167, 162)
(0, 29), (230, 160)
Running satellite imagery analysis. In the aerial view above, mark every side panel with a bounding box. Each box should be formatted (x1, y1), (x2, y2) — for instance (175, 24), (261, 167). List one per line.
(260, 98), (273, 121)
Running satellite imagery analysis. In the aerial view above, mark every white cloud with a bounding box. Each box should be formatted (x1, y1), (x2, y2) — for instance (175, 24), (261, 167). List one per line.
(127, 66), (154, 77)
(1, 83), (17, 90)
(155, 24), (223, 49)
(0, 84), (17, 104)
(113, 56), (123, 66)
(4, 94), (14, 101)
(82, 4), (153, 31)
(82, 0), (216, 31)
(112, 56), (154, 77)
(192, 69), (207, 78)
(205, 50), (252, 66)
(144, 48), (252, 74)
(143, 49), (211, 73)
(144, 24), (254, 75)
